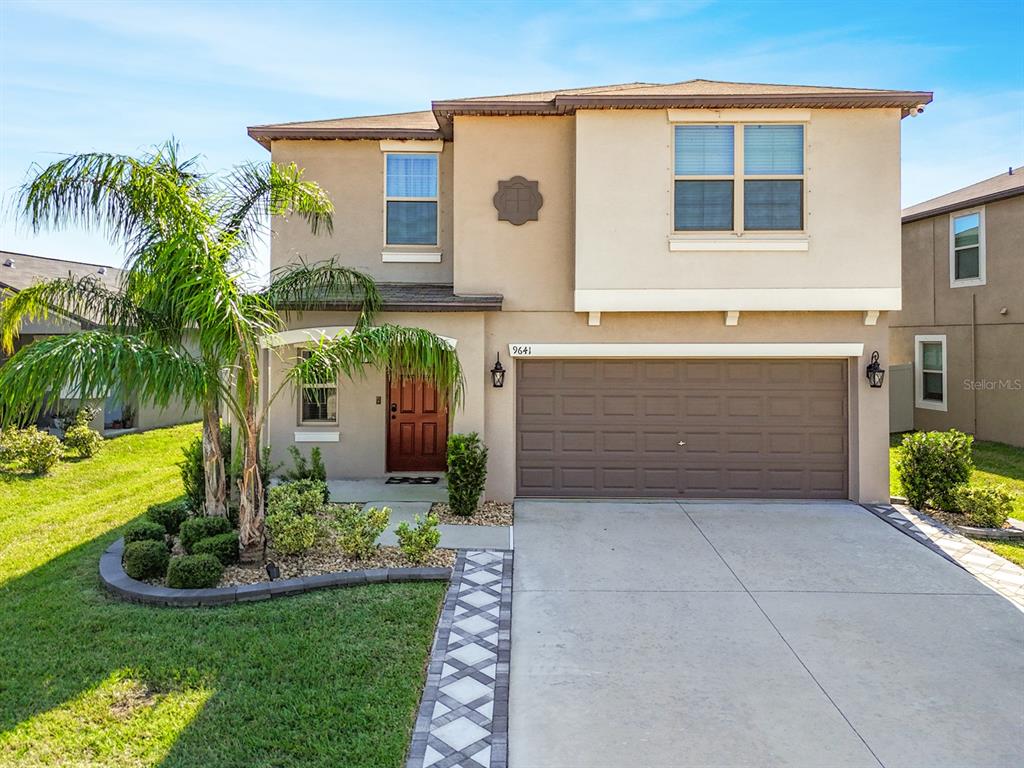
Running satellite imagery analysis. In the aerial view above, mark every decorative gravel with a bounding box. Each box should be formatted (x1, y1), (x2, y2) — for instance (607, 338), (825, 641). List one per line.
(430, 501), (514, 526)
(219, 545), (455, 587)
(924, 507), (1016, 531)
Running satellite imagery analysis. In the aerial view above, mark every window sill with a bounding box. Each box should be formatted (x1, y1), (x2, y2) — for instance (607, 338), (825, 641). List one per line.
(950, 277), (986, 289)
(915, 400), (947, 413)
(294, 430), (340, 442)
(668, 237), (808, 252)
(381, 251), (442, 263)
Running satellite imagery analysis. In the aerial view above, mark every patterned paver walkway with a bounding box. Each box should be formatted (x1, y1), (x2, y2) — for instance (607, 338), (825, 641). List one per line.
(863, 502), (1024, 611)
(407, 550), (513, 768)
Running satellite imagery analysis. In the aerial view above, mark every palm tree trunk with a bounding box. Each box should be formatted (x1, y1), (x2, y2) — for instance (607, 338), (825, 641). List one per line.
(201, 399), (228, 517)
(237, 369), (265, 562)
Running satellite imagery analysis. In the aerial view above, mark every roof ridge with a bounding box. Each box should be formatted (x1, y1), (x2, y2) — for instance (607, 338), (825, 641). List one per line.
(445, 81), (656, 101)
(0, 250), (122, 271)
(249, 109), (434, 130)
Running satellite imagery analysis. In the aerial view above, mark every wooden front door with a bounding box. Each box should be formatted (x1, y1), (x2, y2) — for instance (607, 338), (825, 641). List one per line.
(387, 376), (449, 472)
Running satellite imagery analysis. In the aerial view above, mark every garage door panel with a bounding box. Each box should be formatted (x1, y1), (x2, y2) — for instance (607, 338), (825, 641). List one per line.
(517, 359), (848, 498)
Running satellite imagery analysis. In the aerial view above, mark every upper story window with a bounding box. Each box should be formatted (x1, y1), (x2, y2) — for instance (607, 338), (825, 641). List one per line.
(673, 123), (804, 233)
(385, 154), (438, 246)
(949, 208), (986, 287)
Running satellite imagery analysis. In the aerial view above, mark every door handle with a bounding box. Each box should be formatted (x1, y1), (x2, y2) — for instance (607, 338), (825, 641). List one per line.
(677, 440), (686, 446)
(390, 404), (397, 412)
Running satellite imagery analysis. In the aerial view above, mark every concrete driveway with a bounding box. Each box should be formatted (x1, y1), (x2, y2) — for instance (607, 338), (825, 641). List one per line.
(509, 501), (1024, 768)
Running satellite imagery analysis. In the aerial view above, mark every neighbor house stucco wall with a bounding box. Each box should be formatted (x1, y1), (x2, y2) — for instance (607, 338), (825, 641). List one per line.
(269, 139), (455, 283)
(890, 194), (1024, 445)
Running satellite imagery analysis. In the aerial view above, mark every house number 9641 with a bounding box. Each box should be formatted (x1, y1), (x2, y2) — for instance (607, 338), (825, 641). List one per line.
(511, 345), (532, 356)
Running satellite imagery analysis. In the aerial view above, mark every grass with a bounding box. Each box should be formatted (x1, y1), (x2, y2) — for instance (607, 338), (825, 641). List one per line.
(0, 423), (444, 768)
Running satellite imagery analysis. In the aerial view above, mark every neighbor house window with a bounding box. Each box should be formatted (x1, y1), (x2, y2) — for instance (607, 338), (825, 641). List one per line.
(949, 208), (986, 287)
(673, 123), (804, 233)
(743, 124), (804, 230)
(298, 349), (338, 424)
(674, 125), (735, 231)
(915, 335), (947, 411)
(385, 153), (438, 245)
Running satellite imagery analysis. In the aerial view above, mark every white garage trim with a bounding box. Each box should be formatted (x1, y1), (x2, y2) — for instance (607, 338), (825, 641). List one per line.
(262, 326), (457, 349)
(507, 342), (864, 358)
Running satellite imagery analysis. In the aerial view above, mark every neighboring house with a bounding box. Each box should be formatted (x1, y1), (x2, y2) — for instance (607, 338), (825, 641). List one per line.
(889, 168), (1024, 446)
(248, 79), (932, 503)
(0, 251), (199, 434)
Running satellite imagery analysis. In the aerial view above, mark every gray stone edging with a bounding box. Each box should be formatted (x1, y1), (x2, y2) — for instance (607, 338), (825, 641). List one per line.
(888, 496), (1024, 541)
(99, 537), (451, 607)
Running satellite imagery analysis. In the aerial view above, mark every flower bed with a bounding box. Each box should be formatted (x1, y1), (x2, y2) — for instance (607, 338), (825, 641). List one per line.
(430, 501), (513, 526)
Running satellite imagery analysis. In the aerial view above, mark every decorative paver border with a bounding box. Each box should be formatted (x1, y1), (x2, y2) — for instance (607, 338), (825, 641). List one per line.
(863, 503), (1024, 611)
(99, 538), (450, 607)
(407, 549), (513, 768)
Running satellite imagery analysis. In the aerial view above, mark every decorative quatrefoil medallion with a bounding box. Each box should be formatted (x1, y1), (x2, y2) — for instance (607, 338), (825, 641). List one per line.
(493, 176), (543, 225)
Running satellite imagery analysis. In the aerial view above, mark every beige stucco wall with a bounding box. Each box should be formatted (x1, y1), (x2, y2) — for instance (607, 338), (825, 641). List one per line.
(574, 108), (902, 297)
(269, 139), (455, 283)
(891, 195), (1023, 445)
(452, 115), (576, 311)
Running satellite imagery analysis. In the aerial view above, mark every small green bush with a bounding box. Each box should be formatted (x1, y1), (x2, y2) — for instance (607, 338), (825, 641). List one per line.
(123, 540), (170, 580)
(146, 498), (190, 535)
(896, 430), (974, 510)
(446, 433), (488, 516)
(284, 446), (328, 495)
(123, 519), (167, 545)
(179, 515), (232, 553)
(179, 434), (206, 513)
(267, 479), (328, 518)
(950, 484), (1014, 529)
(63, 423), (102, 457)
(331, 505), (389, 560)
(266, 512), (323, 556)
(395, 514), (441, 564)
(0, 427), (63, 475)
(192, 531), (240, 565)
(166, 554), (223, 589)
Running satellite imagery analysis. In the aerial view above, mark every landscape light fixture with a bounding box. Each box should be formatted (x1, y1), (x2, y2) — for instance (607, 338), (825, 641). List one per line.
(265, 561), (280, 581)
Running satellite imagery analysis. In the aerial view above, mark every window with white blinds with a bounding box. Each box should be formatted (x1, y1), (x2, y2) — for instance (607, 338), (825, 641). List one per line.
(385, 154), (438, 245)
(673, 123), (805, 233)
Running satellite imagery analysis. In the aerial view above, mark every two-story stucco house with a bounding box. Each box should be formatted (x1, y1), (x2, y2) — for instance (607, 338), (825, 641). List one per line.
(248, 79), (932, 504)
(890, 167), (1023, 446)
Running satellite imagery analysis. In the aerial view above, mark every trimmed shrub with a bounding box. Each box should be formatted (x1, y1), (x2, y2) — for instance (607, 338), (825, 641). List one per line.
(123, 519), (167, 545)
(166, 554), (223, 589)
(63, 423), (102, 458)
(266, 512), (323, 556)
(395, 514), (441, 564)
(146, 498), (190, 535)
(0, 427), (63, 475)
(267, 479), (328, 518)
(332, 505), (390, 560)
(179, 515), (231, 553)
(193, 531), (240, 565)
(896, 430), (974, 511)
(446, 433), (488, 516)
(123, 540), (170, 580)
(951, 485), (1014, 529)
(284, 446), (327, 483)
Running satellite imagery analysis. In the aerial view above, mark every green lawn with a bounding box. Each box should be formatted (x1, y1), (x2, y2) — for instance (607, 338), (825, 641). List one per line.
(973, 539), (1024, 568)
(0, 423), (444, 768)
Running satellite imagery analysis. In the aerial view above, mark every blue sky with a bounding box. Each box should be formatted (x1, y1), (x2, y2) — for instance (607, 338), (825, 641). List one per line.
(1, 0), (1021, 272)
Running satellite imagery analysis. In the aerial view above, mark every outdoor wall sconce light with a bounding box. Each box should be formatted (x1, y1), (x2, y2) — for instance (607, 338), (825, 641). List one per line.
(490, 353), (506, 388)
(866, 351), (885, 388)
(265, 561), (280, 581)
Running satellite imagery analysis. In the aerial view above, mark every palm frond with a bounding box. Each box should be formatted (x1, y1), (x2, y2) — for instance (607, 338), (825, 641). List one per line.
(287, 324), (464, 408)
(0, 275), (150, 354)
(264, 258), (381, 325)
(217, 161), (334, 254)
(0, 330), (208, 426)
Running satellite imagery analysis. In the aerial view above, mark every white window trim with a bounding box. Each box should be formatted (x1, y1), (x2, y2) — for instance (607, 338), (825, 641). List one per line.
(297, 347), (340, 426)
(671, 122), (807, 237)
(383, 152), (440, 249)
(914, 334), (947, 412)
(949, 207), (986, 288)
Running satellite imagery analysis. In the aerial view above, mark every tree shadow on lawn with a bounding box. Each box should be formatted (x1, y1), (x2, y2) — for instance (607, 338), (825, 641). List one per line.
(0, 527), (446, 768)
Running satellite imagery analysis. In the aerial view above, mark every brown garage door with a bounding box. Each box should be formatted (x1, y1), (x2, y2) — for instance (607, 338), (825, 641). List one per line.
(516, 359), (848, 498)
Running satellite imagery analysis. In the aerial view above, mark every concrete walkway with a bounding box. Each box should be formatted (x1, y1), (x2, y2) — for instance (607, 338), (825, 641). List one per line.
(366, 501), (513, 551)
(510, 500), (1024, 768)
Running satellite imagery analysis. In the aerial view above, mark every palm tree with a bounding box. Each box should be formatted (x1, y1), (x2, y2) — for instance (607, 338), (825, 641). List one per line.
(0, 141), (465, 560)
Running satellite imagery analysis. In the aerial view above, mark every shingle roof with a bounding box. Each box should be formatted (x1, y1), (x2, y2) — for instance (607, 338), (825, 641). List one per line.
(902, 167), (1024, 222)
(0, 251), (122, 293)
(249, 79), (933, 146)
(276, 283), (503, 312)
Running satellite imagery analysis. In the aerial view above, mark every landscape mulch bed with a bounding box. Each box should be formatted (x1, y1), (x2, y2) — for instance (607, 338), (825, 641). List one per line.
(430, 501), (514, 526)
(923, 507), (1016, 531)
